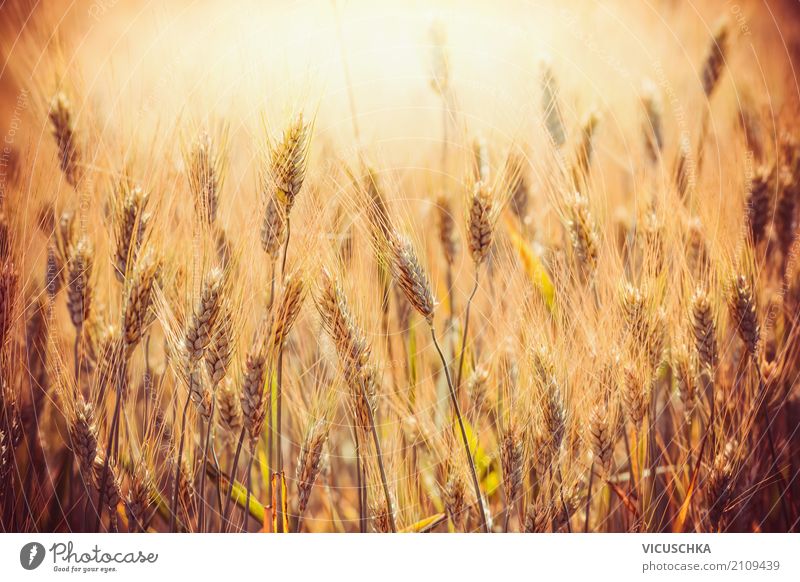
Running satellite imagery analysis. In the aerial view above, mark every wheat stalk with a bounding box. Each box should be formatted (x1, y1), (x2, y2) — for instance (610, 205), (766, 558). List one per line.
(272, 270), (307, 532)
(387, 231), (488, 531)
(315, 268), (395, 532)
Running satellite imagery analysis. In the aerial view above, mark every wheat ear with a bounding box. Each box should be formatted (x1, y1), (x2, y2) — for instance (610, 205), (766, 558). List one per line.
(48, 92), (82, 188)
(295, 418), (329, 531)
(316, 269), (395, 531)
(388, 233), (489, 531)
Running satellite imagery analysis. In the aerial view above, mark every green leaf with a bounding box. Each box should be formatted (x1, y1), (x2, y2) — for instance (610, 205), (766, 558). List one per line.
(507, 220), (555, 312)
(400, 513), (447, 533)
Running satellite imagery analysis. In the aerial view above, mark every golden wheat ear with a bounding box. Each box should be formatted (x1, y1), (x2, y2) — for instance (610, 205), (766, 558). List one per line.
(641, 79), (663, 164)
(261, 194), (287, 258)
(436, 193), (460, 267)
(48, 92), (83, 188)
(295, 418), (329, 525)
(66, 236), (93, 331)
(271, 269), (307, 350)
(388, 233), (436, 323)
(112, 175), (150, 283)
(186, 129), (229, 229)
(125, 461), (156, 533)
(565, 191), (599, 281)
(540, 58), (566, 149)
(122, 252), (161, 352)
(499, 422), (524, 529)
(240, 343), (268, 450)
(467, 180), (495, 266)
(701, 20), (730, 98)
(691, 287), (718, 372)
(587, 403), (613, 478)
(270, 112), (312, 213)
(184, 267), (225, 364)
(728, 273), (760, 357)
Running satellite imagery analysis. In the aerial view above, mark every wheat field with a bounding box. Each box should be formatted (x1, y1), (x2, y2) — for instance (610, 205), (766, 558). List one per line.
(0, 0), (799, 533)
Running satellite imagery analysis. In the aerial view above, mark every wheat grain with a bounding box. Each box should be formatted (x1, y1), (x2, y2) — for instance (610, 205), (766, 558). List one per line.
(622, 364), (648, 429)
(66, 237), (93, 330)
(641, 79), (663, 163)
(68, 396), (98, 472)
(217, 377), (243, 434)
(188, 131), (226, 227)
(701, 21), (729, 97)
(271, 114), (311, 212)
(746, 165), (772, 246)
(541, 59), (566, 148)
(261, 194), (287, 257)
(728, 274), (760, 356)
(185, 268), (224, 362)
(566, 192), (599, 278)
(205, 303), (235, 388)
(467, 180), (494, 265)
(48, 92), (82, 188)
(587, 403), (613, 477)
(443, 467), (468, 531)
(272, 270), (307, 349)
(389, 234), (436, 322)
(296, 418), (329, 515)
(436, 194), (459, 266)
(240, 346), (268, 450)
(122, 253), (160, 350)
(125, 462), (155, 533)
(113, 178), (149, 282)
(500, 424), (524, 511)
(691, 287), (718, 371)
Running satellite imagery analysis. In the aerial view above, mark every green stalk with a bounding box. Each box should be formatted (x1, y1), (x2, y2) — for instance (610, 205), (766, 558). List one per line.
(357, 378), (397, 533)
(221, 426), (246, 532)
(430, 324), (488, 532)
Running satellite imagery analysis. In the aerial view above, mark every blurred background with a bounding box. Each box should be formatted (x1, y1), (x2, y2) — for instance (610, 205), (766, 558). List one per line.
(2, 0), (800, 535)
(2, 0), (800, 275)
(2, 0), (799, 158)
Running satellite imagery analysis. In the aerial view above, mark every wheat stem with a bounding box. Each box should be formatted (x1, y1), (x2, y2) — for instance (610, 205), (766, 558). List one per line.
(584, 465), (594, 533)
(557, 466), (572, 533)
(430, 324), (488, 532)
(197, 396), (216, 532)
(354, 427), (366, 532)
(455, 270), (480, 396)
(73, 331), (80, 382)
(95, 385), (122, 532)
(281, 218), (291, 281)
(242, 452), (255, 532)
(221, 426), (246, 532)
(360, 383), (397, 532)
(275, 345), (286, 532)
(755, 360), (791, 529)
(169, 395), (192, 533)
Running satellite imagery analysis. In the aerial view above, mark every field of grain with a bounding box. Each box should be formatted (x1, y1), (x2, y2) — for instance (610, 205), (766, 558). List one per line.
(1, 0), (799, 533)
